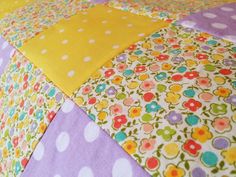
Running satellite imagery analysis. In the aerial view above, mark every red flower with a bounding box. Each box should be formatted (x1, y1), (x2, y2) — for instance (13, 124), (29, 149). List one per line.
(88, 97), (96, 104)
(134, 65), (146, 73)
(183, 99), (202, 112)
(21, 158), (28, 167)
(146, 157), (159, 170)
(12, 137), (19, 147)
(29, 107), (34, 115)
(184, 71), (199, 79)
(20, 99), (24, 108)
(113, 115), (127, 129)
(23, 74), (28, 82)
(156, 54), (169, 61)
(171, 74), (183, 81)
(8, 85), (13, 93)
(196, 53), (208, 60)
(172, 44), (180, 48)
(128, 44), (137, 50)
(47, 111), (56, 122)
(183, 139), (201, 156)
(196, 36), (207, 42)
(143, 92), (155, 102)
(104, 69), (115, 78)
(34, 83), (40, 92)
(219, 69), (232, 75)
(23, 82), (28, 90)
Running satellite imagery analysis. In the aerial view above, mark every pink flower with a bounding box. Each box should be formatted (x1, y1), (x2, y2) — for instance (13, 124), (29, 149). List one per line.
(196, 77), (211, 87)
(140, 80), (155, 91)
(82, 85), (92, 94)
(142, 123), (153, 134)
(37, 96), (44, 107)
(117, 63), (127, 72)
(140, 138), (156, 153)
(149, 63), (160, 72)
(199, 92), (213, 102)
(110, 104), (123, 115)
(212, 117), (231, 133)
(123, 97), (134, 106)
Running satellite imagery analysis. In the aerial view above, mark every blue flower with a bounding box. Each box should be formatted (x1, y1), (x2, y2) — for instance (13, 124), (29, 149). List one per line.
(15, 161), (21, 175)
(186, 114), (199, 126)
(48, 88), (56, 97)
(95, 84), (106, 93)
(183, 89), (195, 97)
(201, 151), (218, 167)
(177, 66), (187, 73)
(19, 112), (26, 121)
(115, 131), (127, 142)
(151, 32), (161, 38)
(207, 40), (217, 45)
(145, 101), (161, 113)
(123, 69), (134, 77)
(134, 50), (143, 55)
(155, 72), (167, 81)
(89, 113), (96, 121)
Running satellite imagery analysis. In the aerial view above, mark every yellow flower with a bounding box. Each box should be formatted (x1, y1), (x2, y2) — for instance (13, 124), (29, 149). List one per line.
(123, 140), (137, 154)
(127, 81), (139, 89)
(3, 148), (8, 158)
(164, 164), (185, 177)
(142, 42), (152, 49)
(165, 92), (181, 105)
(30, 94), (37, 103)
(200, 59), (210, 65)
(214, 87), (231, 98)
(95, 99), (108, 111)
(233, 113), (236, 122)
(129, 55), (138, 62)
(222, 147), (236, 165)
(169, 84), (182, 92)
(214, 76), (225, 85)
(192, 125), (212, 143)
(112, 75), (123, 85)
(138, 74), (149, 81)
(17, 122), (24, 129)
(212, 54), (224, 61)
(32, 140), (38, 149)
(184, 45), (196, 51)
(98, 111), (107, 121)
(91, 70), (101, 79)
(0, 139), (4, 147)
(200, 32), (211, 38)
(163, 143), (179, 159)
(161, 63), (172, 71)
(48, 98), (56, 108)
(185, 59), (197, 67)
(15, 148), (20, 158)
(39, 122), (47, 133)
(0, 89), (3, 98)
(151, 51), (160, 57)
(128, 106), (142, 118)
(75, 96), (84, 105)
(183, 39), (193, 44)
(104, 60), (113, 68)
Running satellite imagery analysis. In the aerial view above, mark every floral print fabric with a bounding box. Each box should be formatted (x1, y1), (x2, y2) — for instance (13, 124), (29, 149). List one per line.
(0, 51), (65, 176)
(73, 24), (236, 176)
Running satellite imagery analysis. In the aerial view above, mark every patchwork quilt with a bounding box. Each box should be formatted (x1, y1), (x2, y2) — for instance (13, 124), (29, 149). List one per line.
(0, 0), (235, 177)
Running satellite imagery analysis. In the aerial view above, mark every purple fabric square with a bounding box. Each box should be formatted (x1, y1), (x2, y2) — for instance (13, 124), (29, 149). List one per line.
(0, 36), (15, 76)
(178, 3), (236, 43)
(21, 99), (150, 177)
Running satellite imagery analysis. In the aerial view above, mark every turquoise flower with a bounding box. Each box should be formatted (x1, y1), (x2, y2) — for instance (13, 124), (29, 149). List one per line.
(184, 89), (195, 98)
(48, 88), (56, 97)
(15, 161), (21, 175)
(170, 49), (181, 55)
(160, 12), (167, 17)
(186, 114), (199, 126)
(155, 72), (167, 81)
(145, 101), (161, 113)
(123, 69), (134, 77)
(89, 113), (96, 121)
(151, 32), (161, 38)
(134, 50), (143, 55)
(232, 47), (236, 52)
(115, 131), (127, 142)
(95, 84), (106, 93)
(7, 141), (12, 150)
(201, 151), (218, 167)
(26, 63), (32, 72)
(19, 112), (26, 121)
(207, 40), (217, 45)
(177, 66), (187, 73)
(232, 81), (236, 89)
(36, 109), (43, 120)
(9, 107), (16, 117)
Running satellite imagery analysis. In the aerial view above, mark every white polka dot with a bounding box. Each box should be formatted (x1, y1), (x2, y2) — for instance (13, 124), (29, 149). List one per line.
(211, 22), (228, 29)
(102, 20), (108, 24)
(84, 122), (100, 143)
(61, 99), (75, 113)
(122, 16), (127, 19)
(10, 49), (15, 57)
(33, 142), (44, 161)
(181, 20), (196, 28)
(231, 15), (236, 20)
(221, 7), (234, 12)
(112, 158), (133, 177)
(67, 70), (75, 77)
(39, 35), (45, 40)
(62, 40), (68, 44)
(78, 167), (94, 177)
(127, 23), (133, 27)
(224, 35), (236, 42)
(78, 28), (84, 32)
(202, 12), (217, 18)
(54, 175), (61, 177)
(59, 29), (65, 33)
(56, 132), (70, 152)
(1, 41), (8, 50)
(61, 54), (69, 60)
(82, 12), (87, 15)
(107, 9), (112, 13)
(84, 56), (91, 62)
(41, 49), (47, 54)
(82, 19), (88, 23)
(112, 45), (120, 49)
(152, 19), (157, 22)
(105, 30), (112, 35)
(88, 39), (95, 44)
(0, 58), (3, 66)
(138, 33), (145, 37)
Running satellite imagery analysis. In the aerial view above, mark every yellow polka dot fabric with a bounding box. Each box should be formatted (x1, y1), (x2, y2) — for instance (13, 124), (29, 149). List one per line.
(0, 0), (34, 19)
(20, 5), (169, 96)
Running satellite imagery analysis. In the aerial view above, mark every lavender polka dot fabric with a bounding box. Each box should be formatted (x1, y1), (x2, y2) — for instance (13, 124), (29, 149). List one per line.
(178, 3), (236, 43)
(21, 99), (150, 177)
(0, 36), (15, 76)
